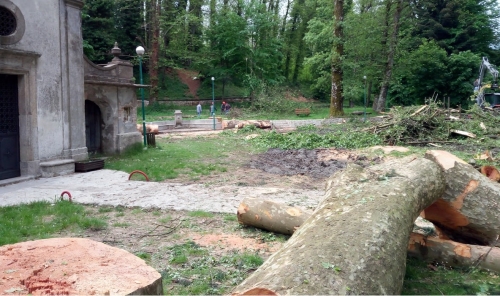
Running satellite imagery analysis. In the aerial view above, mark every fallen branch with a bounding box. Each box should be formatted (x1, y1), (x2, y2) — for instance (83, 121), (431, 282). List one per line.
(139, 220), (182, 239)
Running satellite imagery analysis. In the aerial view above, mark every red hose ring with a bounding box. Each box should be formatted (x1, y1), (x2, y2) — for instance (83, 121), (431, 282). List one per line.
(128, 170), (149, 181)
(60, 191), (72, 202)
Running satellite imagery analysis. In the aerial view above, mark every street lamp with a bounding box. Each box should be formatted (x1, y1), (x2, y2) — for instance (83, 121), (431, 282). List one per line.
(136, 46), (147, 148)
(363, 76), (367, 122)
(211, 77), (215, 130)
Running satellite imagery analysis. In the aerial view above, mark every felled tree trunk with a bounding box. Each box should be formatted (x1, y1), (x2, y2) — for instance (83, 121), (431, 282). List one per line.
(423, 150), (500, 245)
(237, 198), (312, 235)
(137, 124), (159, 135)
(408, 233), (500, 273)
(232, 157), (445, 295)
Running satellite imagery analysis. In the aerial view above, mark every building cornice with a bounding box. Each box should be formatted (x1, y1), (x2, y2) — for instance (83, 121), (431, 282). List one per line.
(64, 0), (84, 9)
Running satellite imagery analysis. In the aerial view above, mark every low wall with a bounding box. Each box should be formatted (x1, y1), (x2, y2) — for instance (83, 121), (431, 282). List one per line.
(149, 119), (223, 131)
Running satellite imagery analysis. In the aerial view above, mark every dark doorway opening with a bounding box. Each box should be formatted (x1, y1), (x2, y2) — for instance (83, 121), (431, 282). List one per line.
(0, 74), (21, 180)
(85, 100), (102, 154)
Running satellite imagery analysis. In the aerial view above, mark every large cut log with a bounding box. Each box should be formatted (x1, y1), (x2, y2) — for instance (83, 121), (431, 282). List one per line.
(408, 233), (500, 273)
(423, 150), (500, 245)
(232, 157), (445, 295)
(237, 198), (312, 235)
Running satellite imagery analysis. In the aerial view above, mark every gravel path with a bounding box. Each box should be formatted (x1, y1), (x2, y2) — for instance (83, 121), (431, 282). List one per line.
(0, 169), (323, 213)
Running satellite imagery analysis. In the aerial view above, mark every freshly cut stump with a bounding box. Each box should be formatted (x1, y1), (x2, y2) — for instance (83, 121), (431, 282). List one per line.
(233, 157), (445, 295)
(237, 198), (312, 235)
(0, 238), (162, 295)
(424, 150), (500, 245)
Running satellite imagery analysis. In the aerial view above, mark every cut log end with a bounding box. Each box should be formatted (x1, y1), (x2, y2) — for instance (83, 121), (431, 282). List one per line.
(481, 166), (500, 182)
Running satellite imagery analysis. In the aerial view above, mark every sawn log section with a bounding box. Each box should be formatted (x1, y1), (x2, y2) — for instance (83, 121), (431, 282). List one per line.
(233, 156), (446, 295)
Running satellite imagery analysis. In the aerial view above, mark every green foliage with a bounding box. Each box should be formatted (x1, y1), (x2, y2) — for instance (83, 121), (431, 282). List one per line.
(250, 85), (312, 113)
(250, 129), (382, 150)
(410, 0), (499, 56)
(0, 200), (107, 245)
(390, 41), (481, 107)
(82, 0), (115, 63)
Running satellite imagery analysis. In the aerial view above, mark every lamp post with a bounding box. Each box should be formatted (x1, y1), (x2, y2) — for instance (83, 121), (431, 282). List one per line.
(363, 76), (367, 122)
(211, 77), (215, 130)
(136, 46), (147, 148)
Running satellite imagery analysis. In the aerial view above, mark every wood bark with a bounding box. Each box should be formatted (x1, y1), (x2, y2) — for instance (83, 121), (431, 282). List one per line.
(408, 233), (500, 273)
(375, 0), (403, 112)
(232, 156), (445, 295)
(149, 0), (160, 103)
(423, 150), (500, 245)
(330, 0), (344, 117)
(237, 198), (312, 235)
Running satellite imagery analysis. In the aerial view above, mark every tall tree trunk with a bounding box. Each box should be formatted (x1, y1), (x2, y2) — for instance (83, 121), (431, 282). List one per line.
(232, 157), (445, 295)
(280, 0), (291, 37)
(374, 0), (403, 112)
(330, 0), (344, 117)
(372, 0), (391, 110)
(149, 0), (160, 103)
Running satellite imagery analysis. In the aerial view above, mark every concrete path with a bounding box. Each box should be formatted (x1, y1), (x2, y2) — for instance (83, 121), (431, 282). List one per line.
(0, 170), (323, 213)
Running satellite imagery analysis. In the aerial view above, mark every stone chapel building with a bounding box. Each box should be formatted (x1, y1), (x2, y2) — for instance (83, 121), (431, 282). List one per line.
(0, 0), (142, 183)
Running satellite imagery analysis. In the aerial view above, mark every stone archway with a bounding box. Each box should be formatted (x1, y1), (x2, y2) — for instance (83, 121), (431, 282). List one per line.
(84, 100), (102, 154)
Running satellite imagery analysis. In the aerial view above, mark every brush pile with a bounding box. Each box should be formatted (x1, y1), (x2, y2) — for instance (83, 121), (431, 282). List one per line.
(364, 104), (500, 147)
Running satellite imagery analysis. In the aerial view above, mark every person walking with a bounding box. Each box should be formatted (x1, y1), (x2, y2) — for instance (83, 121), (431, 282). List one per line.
(196, 102), (202, 118)
(221, 101), (226, 115)
(210, 102), (216, 116)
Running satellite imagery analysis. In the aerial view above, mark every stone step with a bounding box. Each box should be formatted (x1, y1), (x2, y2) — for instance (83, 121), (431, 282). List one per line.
(39, 159), (75, 178)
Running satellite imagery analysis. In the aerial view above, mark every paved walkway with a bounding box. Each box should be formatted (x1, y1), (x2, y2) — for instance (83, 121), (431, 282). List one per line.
(0, 170), (323, 213)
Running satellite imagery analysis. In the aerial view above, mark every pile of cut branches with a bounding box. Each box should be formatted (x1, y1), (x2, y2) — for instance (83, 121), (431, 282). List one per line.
(364, 104), (500, 146)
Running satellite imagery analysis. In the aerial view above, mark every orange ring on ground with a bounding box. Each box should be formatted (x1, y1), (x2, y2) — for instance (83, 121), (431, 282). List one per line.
(128, 170), (150, 181)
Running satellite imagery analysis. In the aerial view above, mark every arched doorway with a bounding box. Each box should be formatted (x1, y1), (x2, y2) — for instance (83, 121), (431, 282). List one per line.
(0, 74), (20, 180)
(85, 100), (102, 154)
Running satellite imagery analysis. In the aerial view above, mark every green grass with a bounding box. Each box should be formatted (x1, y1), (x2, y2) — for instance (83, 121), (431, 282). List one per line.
(105, 133), (259, 182)
(188, 211), (215, 218)
(162, 241), (264, 295)
(0, 200), (107, 245)
(402, 257), (500, 294)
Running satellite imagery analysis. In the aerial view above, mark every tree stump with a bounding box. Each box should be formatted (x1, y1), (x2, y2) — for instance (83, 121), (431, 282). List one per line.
(232, 156), (445, 295)
(424, 150), (500, 245)
(0, 238), (162, 295)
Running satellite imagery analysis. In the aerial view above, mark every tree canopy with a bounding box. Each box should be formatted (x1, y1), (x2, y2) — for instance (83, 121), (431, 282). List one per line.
(82, 0), (500, 109)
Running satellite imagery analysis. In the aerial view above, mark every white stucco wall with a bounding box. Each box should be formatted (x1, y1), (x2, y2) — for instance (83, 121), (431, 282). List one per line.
(0, 0), (87, 179)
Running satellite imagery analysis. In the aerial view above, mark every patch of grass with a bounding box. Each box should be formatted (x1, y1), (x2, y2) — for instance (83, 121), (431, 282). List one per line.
(223, 214), (237, 222)
(135, 251), (151, 262)
(131, 208), (144, 215)
(402, 257), (500, 295)
(162, 242), (264, 295)
(159, 215), (172, 224)
(188, 210), (215, 218)
(115, 212), (125, 217)
(98, 206), (114, 213)
(112, 222), (131, 228)
(105, 134), (257, 182)
(0, 200), (107, 245)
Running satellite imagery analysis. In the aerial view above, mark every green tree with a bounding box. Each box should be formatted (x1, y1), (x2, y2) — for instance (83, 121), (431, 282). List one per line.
(82, 0), (115, 63)
(409, 0), (499, 56)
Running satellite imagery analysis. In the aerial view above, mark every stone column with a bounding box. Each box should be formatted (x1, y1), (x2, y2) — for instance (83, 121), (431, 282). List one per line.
(62, 0), (87, 161)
